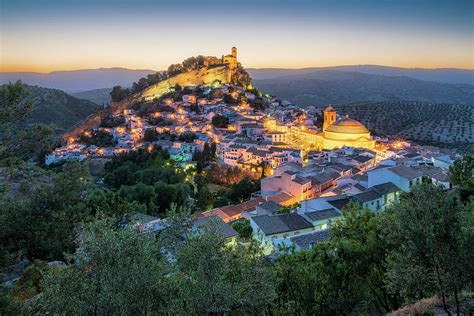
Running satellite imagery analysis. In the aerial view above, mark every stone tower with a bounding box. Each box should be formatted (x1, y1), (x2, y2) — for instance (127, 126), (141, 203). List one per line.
(323, 105), (337, 131)
(223, 47), (238, 83)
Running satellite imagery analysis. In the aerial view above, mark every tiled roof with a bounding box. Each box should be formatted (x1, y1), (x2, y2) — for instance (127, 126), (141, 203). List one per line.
(257, 201), (283, 214)
(194, 216), (238, 239)
(252, 213), (313, 235)
(370, 182), (400, 195)
(219, 198), (265, 217)
(310, 171), (340, 184)
(291, 229), (331, 250)
(354, 183), (367, 192)
(353, 155), (373, 163)
(327, 198), (352, 211)
(293, 175), (311, 185)
(353, 190), (381, 203)
(267, 192), (296, 205)
(389, 166), (423, 180)
(305, 208), (341, 222)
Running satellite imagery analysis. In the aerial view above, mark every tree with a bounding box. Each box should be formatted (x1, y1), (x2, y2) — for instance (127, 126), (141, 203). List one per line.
(154, 181), (190, 215)
(449, 156), (474, 201)
(193, 175), (214, 211)
(211, 114), (229, 128)
(0, 161), (95, 264)
(110, 85), (130, 102)
(143, 127), (158, 142)
(118, 183), (157, 212)
(0, 80), (31, 126)
(225, 177), (259, 203)
(0, 81), (53, 162)
(275, 248), (326, 314)
(328, 203), (400, 313)
(231, 219), (252, 239)
(168, 229), (276, 313)
(178, 131), (197, 143)
(41, 218), (168, 314)
(383, 183), (474, 315)
(273, 202), (401, 315)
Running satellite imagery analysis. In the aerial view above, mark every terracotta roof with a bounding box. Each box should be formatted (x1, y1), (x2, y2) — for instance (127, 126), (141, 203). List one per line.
(201, 198), (266, 222)
(266, 192), (296, 205)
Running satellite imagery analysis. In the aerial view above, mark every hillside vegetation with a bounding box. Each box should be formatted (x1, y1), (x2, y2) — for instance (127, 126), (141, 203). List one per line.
(334, 101), (474, 145)
(19, 85), (101, 131)
(253, 70), (474, 105)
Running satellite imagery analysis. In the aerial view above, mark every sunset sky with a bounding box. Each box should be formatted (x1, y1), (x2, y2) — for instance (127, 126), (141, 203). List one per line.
(1, 0), (473, 72)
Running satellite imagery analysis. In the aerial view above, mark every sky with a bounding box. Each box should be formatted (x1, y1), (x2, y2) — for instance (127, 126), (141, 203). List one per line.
(1, 0), (473, 72)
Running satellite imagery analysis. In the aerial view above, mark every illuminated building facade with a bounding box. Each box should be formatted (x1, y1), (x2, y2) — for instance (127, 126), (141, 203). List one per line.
(264, 106), (376, 151)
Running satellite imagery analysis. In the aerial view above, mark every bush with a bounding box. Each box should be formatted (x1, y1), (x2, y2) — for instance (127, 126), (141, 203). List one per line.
(211, 115), (229, 128)
(232, 220), (252, 239)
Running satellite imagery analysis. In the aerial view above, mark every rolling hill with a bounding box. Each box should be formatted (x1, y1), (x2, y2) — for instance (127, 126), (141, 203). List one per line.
(19, 85), (101, 131)
(332, 101), (474, 146)
(252, 70), (474, 105)
(71, 88), (112, 106)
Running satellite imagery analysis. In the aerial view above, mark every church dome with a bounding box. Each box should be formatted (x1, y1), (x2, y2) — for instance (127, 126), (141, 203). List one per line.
(325, 117), (369, 134)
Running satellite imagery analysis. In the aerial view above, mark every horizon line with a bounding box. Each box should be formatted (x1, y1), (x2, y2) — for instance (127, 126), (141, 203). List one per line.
(1, 64), (473, 74)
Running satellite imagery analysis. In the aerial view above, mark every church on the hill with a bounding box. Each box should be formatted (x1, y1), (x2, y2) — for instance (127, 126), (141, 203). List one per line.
(317, 105), (376, 150)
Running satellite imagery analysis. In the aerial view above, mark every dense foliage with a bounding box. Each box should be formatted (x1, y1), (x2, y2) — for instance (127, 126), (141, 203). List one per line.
(211, 114), (229, 128)
(0, 81), (54, 162)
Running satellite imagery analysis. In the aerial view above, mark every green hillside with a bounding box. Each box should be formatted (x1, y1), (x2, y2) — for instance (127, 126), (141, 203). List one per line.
(19, 85), (101, 131)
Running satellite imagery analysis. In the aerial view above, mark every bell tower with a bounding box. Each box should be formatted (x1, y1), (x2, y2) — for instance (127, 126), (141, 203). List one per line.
(323, 105), (336, 131)
(232, 47), (237, 59)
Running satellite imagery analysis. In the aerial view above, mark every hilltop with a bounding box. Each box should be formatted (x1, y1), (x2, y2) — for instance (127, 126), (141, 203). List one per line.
(65, 48), (251, 138)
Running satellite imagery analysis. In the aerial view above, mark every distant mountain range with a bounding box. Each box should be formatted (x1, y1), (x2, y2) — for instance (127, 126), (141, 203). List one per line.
(1, 65), (472, 94)
(0, 68), (155, 93)
(247, 65), (474, 85)
(252, 69), (474, 105)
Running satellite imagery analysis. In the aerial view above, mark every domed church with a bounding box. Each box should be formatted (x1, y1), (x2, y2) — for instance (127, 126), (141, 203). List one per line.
(316, 105), (376, 150)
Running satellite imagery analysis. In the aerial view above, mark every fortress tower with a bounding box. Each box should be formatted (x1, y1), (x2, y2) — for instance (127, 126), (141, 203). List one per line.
(222, 47), (238, 82)
(323, 105), (337, 131)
